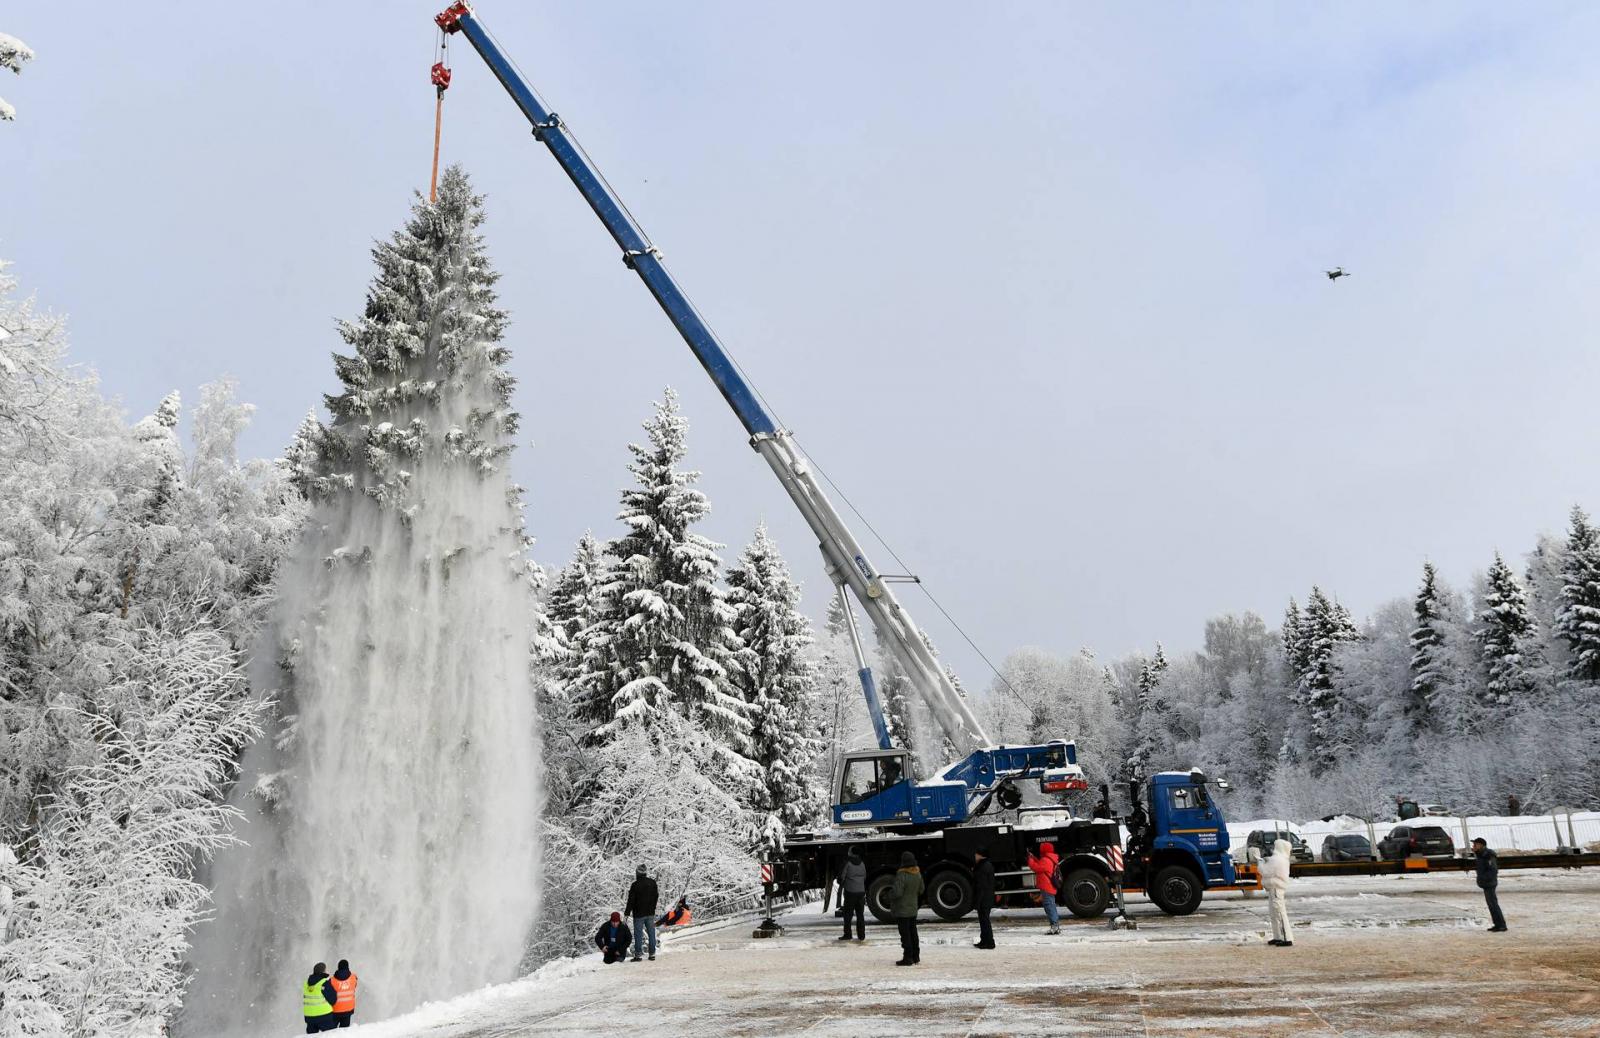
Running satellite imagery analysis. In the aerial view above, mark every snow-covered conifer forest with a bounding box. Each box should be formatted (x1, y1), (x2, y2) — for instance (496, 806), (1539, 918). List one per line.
(2, 160), (1598, 1033)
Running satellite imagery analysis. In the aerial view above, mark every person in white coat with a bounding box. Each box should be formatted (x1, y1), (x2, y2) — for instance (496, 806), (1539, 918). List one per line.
(1259, 838), (1293, 947)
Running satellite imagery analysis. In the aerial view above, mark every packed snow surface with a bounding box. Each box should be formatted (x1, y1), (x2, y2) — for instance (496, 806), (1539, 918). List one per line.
(328, 868), (1600, 1037)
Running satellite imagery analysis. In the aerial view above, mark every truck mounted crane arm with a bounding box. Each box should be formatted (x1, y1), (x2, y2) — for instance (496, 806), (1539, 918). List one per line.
(434, 2), (988, 756)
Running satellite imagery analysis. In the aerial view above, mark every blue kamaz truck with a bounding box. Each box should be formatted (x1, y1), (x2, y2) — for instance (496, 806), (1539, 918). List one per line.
(771, 768), (1236, 922)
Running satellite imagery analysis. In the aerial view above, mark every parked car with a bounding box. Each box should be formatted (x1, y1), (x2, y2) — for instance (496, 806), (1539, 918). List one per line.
(1417, 804), (1453, 817)
(1320, 833), (1377, 862)
(1246, 829), (1315, 864)
(1378, 824), (1455, 860)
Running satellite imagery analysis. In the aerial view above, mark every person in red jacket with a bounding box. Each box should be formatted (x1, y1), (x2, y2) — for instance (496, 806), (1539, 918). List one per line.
(1026, 841), (1061, 934)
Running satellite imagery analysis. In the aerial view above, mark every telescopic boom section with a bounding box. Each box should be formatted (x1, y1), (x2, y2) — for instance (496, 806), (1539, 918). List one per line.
(436, 3), (989, 754)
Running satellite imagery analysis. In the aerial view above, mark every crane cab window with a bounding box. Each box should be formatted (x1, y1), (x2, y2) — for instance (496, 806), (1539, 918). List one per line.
(1168, 786), (1200, 812)
(839, 756), (908, 805)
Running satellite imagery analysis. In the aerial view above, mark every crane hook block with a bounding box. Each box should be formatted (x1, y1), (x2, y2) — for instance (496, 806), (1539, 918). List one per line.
(431, 62), (452, 91)
(435, 2), (470, 33)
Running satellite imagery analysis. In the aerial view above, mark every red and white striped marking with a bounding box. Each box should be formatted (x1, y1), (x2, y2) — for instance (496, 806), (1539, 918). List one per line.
(1107, 845), (1124, 874)
(760, 862), (773, 884)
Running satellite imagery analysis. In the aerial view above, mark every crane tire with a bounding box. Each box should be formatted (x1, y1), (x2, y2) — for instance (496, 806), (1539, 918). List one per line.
(926, 869), (974, 920)
(1061, 867), (1111, 918)
(865, 872), (898, 923)
(1149, 864), (1204, 916)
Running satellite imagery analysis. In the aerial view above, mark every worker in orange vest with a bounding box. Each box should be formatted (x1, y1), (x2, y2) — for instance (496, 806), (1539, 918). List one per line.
(327, 959), (358, 1029)
(656, 896), (692, 928)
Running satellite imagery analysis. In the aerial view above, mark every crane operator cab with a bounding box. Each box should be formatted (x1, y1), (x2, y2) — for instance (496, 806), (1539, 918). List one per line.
(832, 741), (1085, 829)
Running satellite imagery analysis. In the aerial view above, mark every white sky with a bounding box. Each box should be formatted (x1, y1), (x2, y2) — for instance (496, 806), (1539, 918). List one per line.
(4, 3), (1598, 689)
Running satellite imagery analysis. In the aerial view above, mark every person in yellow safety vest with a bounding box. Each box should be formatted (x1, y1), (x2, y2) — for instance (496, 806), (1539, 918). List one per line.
(301, 962), (337, 1034)
(328, 959), (358, 1028)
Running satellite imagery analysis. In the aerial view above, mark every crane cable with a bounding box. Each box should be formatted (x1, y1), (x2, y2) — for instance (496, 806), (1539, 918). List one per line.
(429, 31), (453, 202)
(662, 269), (1045, 720)
(460, 16), (1042, 722)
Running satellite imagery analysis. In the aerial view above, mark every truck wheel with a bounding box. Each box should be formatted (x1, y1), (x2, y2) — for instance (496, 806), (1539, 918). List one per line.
(1149, 865), (1204, 916)
(926, 869), (974, 920)
(865, 873), (897, 923)
(1061, 867), (1110, 918)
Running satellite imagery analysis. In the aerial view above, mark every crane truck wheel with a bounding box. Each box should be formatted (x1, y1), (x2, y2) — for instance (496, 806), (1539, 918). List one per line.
(1148, 864), (1204, 916)
(1061, 867), (1111, 918)
(926, 869), (974, 920)
(865, 872), (898, 923)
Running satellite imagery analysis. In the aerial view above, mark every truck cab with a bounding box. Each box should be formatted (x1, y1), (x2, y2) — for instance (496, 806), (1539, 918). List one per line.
(1129, 770), (1235, 910)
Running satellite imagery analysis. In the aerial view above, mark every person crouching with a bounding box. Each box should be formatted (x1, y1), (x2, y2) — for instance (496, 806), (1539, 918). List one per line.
(595, 911), (632, 964)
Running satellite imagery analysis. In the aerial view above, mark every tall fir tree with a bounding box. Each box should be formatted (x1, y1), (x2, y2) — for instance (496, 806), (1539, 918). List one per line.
(1125, 643), (1170, 777)
(1477, 551), (1540, 707)
(874, 631), (915, 759)
(1557, 505), (1600, 684)
(1299, 586), (1357, 771)
(1408, 562), (1447, 728)
(727, 523), (825, 853)
(547, 532), (605, 693)
(1281, 598), (1308, 683)
(576, 390), (751, 756)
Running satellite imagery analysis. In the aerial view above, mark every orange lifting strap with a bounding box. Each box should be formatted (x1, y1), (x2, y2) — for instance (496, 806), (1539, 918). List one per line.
(429, 33), (453, 202)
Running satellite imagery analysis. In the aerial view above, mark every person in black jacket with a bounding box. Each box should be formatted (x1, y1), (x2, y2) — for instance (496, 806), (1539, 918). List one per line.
(300, 962), (337, 1033)
(625, 864), (660, 961)
(595, 912), (633, 963)
(972, 847), (996, 949)
(1472, 838), (1507, 932)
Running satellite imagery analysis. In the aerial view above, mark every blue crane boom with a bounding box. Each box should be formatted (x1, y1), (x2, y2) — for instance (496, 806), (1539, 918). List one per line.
(433, 4), (1088, 829)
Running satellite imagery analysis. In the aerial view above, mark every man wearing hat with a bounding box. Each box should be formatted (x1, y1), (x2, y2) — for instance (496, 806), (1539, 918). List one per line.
(625, 864), (661, 961)
(595, 912), (632, 964)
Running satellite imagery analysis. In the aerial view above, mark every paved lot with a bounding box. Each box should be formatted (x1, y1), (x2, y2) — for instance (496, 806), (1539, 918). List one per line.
(357, 870), (1600, 1038)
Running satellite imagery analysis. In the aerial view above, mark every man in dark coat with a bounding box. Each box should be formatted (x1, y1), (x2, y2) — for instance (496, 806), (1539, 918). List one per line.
(595, 912), (633, 963)
(1472, 838), (1507, 932)
(625, 864), (661, 961)
(838, 847), (867, 941)
(890, 851), (924, 966)
(972, 847), (996, 949)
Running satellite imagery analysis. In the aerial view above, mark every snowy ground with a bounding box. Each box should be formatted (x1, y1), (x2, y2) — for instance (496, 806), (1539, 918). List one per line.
(337, 870), (1600, 1037)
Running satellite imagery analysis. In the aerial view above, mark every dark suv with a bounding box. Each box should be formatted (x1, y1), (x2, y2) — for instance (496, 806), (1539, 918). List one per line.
(1246, 829), (1315, 864)
(1320, 833), (1377, 862)
(1378, 825), (1455, 860)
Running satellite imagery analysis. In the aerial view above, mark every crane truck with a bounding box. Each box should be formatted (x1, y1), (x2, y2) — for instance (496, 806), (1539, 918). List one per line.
(433, 3), (1237, 923)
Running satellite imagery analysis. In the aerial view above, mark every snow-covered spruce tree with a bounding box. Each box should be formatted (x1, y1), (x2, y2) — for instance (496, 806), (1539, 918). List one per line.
(1408, 562), (1448, 729)
(1280, 598), (1307, 686)
(1476, 551), (1541, 708)
(1124, 644), (1170, 777)
(727, 523), (826, 852)
(1298, 587), (1357, 772)
(0, 31), (33, 122)
(0, 622), (263, 1037)
(1557, 505), (1600, 684)
(577, 389), (751, 762)
(874, 631), (916, 759)
(808, 593), (874, 784)
(183, 167), (539, 1033)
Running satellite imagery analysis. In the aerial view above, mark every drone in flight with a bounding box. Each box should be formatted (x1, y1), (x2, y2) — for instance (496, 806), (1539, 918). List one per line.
(1325, 267), (1351, 281)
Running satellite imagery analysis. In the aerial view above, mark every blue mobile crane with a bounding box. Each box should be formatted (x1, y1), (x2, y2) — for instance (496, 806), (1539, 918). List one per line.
(433, 4), (1234, 920)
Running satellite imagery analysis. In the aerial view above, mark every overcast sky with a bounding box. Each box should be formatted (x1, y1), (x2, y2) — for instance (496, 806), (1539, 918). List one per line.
(5, 3), (1598, 691)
